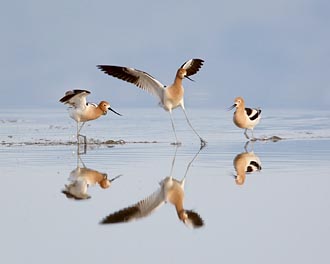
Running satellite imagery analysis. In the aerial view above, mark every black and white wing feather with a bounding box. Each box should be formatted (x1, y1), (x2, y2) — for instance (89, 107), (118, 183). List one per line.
(245, 108), (262, 121)
(180, 58), (204, 77)
(59, 90), (90, 109)
(184, 210), (204, 229)
(100, 185), (166, 224)
(97, 65), (165, 100)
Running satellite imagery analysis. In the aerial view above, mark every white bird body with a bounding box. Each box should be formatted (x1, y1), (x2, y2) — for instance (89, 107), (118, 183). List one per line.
(67, 102), (100, 123)
(59, 89), (121, 143)
(233, 107), (261, 130)
(229, 96), (262, 139)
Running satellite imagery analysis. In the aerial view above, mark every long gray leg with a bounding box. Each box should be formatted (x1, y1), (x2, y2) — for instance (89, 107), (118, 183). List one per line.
(181, 107), (206, 146)
(169, 146), (178, 176)
(78, 122), (85, 135)
(183, 144), (204, 179)
(244, 129), (250, 140)
(251, 129), (256, 140)
(169, 111), (181, 145)
(77, 122), (87, 145)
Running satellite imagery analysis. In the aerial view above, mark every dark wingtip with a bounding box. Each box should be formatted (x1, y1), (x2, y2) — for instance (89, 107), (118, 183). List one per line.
(59, 93), (72, 103)
(97, 65), (113, 75)
(185, 210), (204, 228)
(61, 190), (91, 200)
(181, 58), (205, 77)
(97, 65), (107, 73)
(96, 65), (140, 85)
(100, 206), (140, 224)
(194, 58), (205, 64)
(59, 89), (90, 103)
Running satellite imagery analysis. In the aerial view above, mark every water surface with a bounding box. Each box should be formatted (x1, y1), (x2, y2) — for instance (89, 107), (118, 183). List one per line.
(0, 107), (329, 264)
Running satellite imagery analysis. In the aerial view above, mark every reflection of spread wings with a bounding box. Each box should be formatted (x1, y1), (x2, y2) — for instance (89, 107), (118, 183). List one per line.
(100, 186), (166, 224)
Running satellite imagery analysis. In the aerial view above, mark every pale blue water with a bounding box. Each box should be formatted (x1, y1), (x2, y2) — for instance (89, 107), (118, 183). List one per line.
(0, 107), (330, 264)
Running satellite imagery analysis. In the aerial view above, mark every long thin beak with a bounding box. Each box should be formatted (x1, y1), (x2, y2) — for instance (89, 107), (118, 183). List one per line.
(185, 76), (195, 82)
(109, 174), (122, 182)
(227, 104), (236, 111)
(108, 107), (122, 116)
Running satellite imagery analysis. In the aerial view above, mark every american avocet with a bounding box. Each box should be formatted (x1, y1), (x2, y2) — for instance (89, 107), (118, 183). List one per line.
(100, 147), (204, 228)
(233, 150), (262, 185)
(59, 89), (121, 144)
(62, 155), (121, 200)
(97, 59), (206, 146)
(228, 96), (261, 140)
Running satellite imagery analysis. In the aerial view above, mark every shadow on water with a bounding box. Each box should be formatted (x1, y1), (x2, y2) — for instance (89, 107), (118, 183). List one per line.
(62, 152), (122, 200)
(232, 141), (262, 185)
(100, 145), (205, 228)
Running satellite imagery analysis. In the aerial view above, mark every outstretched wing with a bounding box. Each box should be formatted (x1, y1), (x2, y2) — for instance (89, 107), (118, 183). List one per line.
(245, 108), (261, 121)
(100, 186), (166, 224)
(59, 90), (90, 109)
(180, 58), (204, 77)
(97, 65), (165, 101)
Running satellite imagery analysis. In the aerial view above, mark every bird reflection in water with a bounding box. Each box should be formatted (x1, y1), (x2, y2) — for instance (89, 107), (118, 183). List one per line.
(233, 141), (262, 185)
(62, 154), (121, 200)
(100, 146), (205, 228)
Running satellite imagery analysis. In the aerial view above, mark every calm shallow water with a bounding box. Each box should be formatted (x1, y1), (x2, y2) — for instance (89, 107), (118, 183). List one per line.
(0, 107), (330, 264)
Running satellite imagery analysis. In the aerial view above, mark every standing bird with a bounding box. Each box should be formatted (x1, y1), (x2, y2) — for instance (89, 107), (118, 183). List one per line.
(59, 89), (121, 144)
(97, 59), (206, 146)
(228, 97), (261, 140)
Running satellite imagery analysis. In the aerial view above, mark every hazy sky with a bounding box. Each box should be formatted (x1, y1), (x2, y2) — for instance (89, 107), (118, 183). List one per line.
(1, 0), (329, 109)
